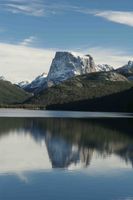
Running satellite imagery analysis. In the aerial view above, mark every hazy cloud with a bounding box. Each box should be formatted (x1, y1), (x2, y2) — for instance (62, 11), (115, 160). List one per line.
(1, 0), (133, 28)
(0, 43), (55, 82)
(78, 9), (133, 27)
(88, 47), (132, 67)
(2, 0), (45, 16)
(94, 10), (133, 27)
(1, 0), (73, 16)
(19, 36), (36, 46)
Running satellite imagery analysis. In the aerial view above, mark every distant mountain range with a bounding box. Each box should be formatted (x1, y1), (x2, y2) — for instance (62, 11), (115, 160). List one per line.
(19, 52), (115, 94)
(17, 52), (133, 95)
(18, 73), (47, 94)
(27, 72), (133, 111)
(1, 51), (133, 111)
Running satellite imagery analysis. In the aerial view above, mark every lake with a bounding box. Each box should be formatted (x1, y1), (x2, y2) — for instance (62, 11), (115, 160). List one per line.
(0, 110), (133, 200)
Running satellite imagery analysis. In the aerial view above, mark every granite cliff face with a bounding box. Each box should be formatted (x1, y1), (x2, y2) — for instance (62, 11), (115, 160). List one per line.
(47, 52), (96, 87)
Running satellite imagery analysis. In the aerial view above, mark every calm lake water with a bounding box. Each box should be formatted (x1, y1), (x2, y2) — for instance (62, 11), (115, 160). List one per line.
(0, 110), (133, 200)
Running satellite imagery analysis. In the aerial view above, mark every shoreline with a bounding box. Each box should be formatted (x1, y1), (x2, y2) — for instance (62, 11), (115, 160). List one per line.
(0, 109), (132, 118)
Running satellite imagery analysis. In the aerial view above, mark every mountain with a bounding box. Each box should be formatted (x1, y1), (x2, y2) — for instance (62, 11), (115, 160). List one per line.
(24, 73), (47, 93)
(17, 81), (30, 89)
(0, 79), (30, 105)
(47, 52), (96, 87)
(18, 52), (131, 96)
(21, 52), (116, 94)
(116, 61), (133, 80)
(21, 52), (97, 93)
(96, 64), (114, 72)
(27, 71), (131, 108)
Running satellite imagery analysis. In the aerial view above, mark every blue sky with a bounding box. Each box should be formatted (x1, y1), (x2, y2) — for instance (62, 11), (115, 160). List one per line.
(0, 0), (133, 82)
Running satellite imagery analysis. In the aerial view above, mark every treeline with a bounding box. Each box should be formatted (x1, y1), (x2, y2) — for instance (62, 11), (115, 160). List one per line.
(0, 104), (46, 110)
(47, 87), (133, 112)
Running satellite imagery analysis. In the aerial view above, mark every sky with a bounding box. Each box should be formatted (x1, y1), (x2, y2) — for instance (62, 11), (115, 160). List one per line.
(0, 0), (133, 82)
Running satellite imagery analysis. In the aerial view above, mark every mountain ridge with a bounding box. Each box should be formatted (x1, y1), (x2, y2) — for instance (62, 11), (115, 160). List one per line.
(0, 79), (31, 105)
(22, 51), (117, 94)
(26, 71), (132, 109)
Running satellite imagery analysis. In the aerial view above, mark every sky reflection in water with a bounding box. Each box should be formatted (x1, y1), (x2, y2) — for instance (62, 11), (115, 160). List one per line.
(0, 117), (133, 200)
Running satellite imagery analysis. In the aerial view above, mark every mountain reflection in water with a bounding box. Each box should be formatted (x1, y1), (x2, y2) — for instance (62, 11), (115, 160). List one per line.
(0, 118), (133, 174)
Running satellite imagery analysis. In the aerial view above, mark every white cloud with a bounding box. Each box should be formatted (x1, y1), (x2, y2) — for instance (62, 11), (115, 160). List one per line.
(0, 132), (52, 175)
(1, 0), (72, 17)
(19, 36), (36, 46)
(2, 0), (133, 27)
(1, 0), (80, 17)
(1, 0), (46, 16)
(0, 43), (55, 83)
(5, 2), (45, 16)
(78, 9), (133, 27)
(94, 11), (133, 27)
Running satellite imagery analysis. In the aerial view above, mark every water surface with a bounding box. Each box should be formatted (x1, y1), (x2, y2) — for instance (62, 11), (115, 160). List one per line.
(0, 114), (133, 200)
(0, 109), (133, 118)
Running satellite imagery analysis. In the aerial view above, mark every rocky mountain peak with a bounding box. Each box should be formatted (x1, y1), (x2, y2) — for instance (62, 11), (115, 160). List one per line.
(47, 51), (96, 86)
(127, 60), (133, 68)
(17, 81), (30, 89)
(96, 64), (114, 72)
(116, 60), (133, 75)
(21, 52), (128, 94)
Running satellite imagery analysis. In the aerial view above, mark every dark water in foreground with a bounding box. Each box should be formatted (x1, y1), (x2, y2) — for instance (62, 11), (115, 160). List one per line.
(0, 111), (133, 200)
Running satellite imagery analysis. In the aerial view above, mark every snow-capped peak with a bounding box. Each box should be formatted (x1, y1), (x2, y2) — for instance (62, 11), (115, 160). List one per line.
(34, 73), (47, 80)
(117, 60), (133, 74)
(47, 51), (96, 86)
(22, 72), (48, 93)
(17, 81), (30, 88)
(96, 64), (114, 72)
(30, 73), (47, 89)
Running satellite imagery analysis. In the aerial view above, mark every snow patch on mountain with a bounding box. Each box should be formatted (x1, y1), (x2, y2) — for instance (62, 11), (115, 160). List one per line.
(24, 73), (47, 93)
(18, 81), (30, 89)
(117, 61), (133, 74)
(96, 64), (114, 72)
(116, 60), (133, 81)
(30, 73), (47, 89)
